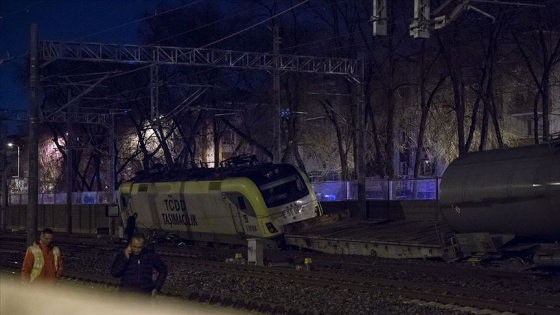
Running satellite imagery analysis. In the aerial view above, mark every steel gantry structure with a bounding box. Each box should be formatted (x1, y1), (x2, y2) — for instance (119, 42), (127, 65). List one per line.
(28, 26), (367, 243)
(371, 0), (546, 39)
(40, 41), (358, 74)
(39, 40), (361, 131)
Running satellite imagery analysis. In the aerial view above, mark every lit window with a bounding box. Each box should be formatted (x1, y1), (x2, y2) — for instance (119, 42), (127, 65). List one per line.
(420, 159), (435, 176)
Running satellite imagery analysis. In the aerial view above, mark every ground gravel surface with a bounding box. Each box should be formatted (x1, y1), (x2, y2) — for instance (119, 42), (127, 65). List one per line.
(3, 243), (553, 315)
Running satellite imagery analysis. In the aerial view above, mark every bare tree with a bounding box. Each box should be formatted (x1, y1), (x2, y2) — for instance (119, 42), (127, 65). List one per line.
(413, 41), (446, 178)
(508, 4), (560, 143)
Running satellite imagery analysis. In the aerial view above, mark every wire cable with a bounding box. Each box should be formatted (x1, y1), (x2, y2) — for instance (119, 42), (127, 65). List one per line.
(200, 0), (309, 48)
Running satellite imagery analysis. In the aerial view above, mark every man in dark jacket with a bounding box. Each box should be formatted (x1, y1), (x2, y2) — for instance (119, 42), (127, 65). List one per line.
(111, 233), (167, 296)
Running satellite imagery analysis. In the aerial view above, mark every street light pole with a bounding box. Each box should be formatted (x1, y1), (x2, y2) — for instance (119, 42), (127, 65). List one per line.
(7, 143), (20, 178)
(28, 24), (39, 246)
(1, 150), (7, 230)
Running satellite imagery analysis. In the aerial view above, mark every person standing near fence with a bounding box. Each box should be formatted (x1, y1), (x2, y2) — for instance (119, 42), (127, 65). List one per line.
(124, 212), (138, 243)
(21, 228), (63, 285)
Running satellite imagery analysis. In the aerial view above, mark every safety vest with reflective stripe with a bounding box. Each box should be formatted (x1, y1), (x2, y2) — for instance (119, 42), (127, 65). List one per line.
(29, 243), (60, 283)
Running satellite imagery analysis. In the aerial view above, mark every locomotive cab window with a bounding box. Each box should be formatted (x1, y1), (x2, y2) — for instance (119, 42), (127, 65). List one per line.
(238, 197), (247, 210)
(225, 193), (256, 217)
(259, 174), (308, 207)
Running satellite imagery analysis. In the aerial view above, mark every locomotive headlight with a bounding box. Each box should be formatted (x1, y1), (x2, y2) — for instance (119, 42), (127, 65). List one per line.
(296, 201), (303, 212)
(266, 222), (278, 233)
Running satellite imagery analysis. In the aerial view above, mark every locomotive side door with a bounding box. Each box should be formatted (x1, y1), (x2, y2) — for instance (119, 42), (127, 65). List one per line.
(222, 192), (246, 239)
(129, 183), (160, 230)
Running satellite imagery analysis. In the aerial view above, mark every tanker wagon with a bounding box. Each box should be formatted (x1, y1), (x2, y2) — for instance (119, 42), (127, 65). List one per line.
(439, 141), (560, 266)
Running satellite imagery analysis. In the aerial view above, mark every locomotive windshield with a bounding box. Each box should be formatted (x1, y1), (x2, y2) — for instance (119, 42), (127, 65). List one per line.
(256, 167), (309, 208)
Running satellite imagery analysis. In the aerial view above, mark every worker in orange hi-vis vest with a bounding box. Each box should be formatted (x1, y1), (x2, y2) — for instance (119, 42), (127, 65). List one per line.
(21, 228), (64, 284)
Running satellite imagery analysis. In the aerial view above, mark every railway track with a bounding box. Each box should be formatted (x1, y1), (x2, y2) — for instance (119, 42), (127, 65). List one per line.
(2, 233), (560, 314)
(0, 260), (322, 315)
(3, 246), (559, 315)
(157, 256), (560, 315)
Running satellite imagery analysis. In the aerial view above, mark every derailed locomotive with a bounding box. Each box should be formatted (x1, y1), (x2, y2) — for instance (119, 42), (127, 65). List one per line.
(440, 141), (560, 265)
(117, 158), (322, 248)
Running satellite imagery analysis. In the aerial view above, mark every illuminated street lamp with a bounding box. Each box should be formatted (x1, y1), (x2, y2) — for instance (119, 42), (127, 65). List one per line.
(7, 143), (19, 178)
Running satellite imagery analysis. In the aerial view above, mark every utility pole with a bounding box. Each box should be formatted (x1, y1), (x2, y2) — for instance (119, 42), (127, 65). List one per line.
(109, 112), (116, 235)
(213, 114), (220, 168)
(409, 0), (545, 38)
(66, 90), (74, 235)
(372, 0), (387, 36)
(272, 22), (281, 163)
(356, 51), (366, 219)
(27, 24), (39, 246)
(1, 149), (7, 230)
(1, 57), (16, 231)
(150, 63), (160, 121)
(410, 0), (431, 38)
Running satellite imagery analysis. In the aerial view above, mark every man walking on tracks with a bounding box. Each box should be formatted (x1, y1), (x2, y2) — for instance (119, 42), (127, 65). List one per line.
(21, 228), (64, 285)
(111, 233), (167, 296)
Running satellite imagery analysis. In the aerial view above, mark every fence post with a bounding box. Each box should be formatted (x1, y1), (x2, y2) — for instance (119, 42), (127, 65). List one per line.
(387, 179), (392, 219)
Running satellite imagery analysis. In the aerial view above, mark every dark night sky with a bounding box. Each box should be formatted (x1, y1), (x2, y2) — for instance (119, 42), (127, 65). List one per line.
(0, 0), (186, 117)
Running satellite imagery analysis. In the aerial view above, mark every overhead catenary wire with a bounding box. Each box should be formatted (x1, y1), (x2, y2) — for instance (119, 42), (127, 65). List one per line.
(0, 0), (556, 109)
(199, 0), (309, 48)
(1, 0), (554, 65)
(0, 1), (211, 107)
(0, 0), (552, 75)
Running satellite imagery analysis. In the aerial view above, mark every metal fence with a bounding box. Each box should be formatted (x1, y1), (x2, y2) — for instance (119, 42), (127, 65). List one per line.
(8, 191), (116, 205)
(312, 178), (440, 202)
(5, 178), (440, 205)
